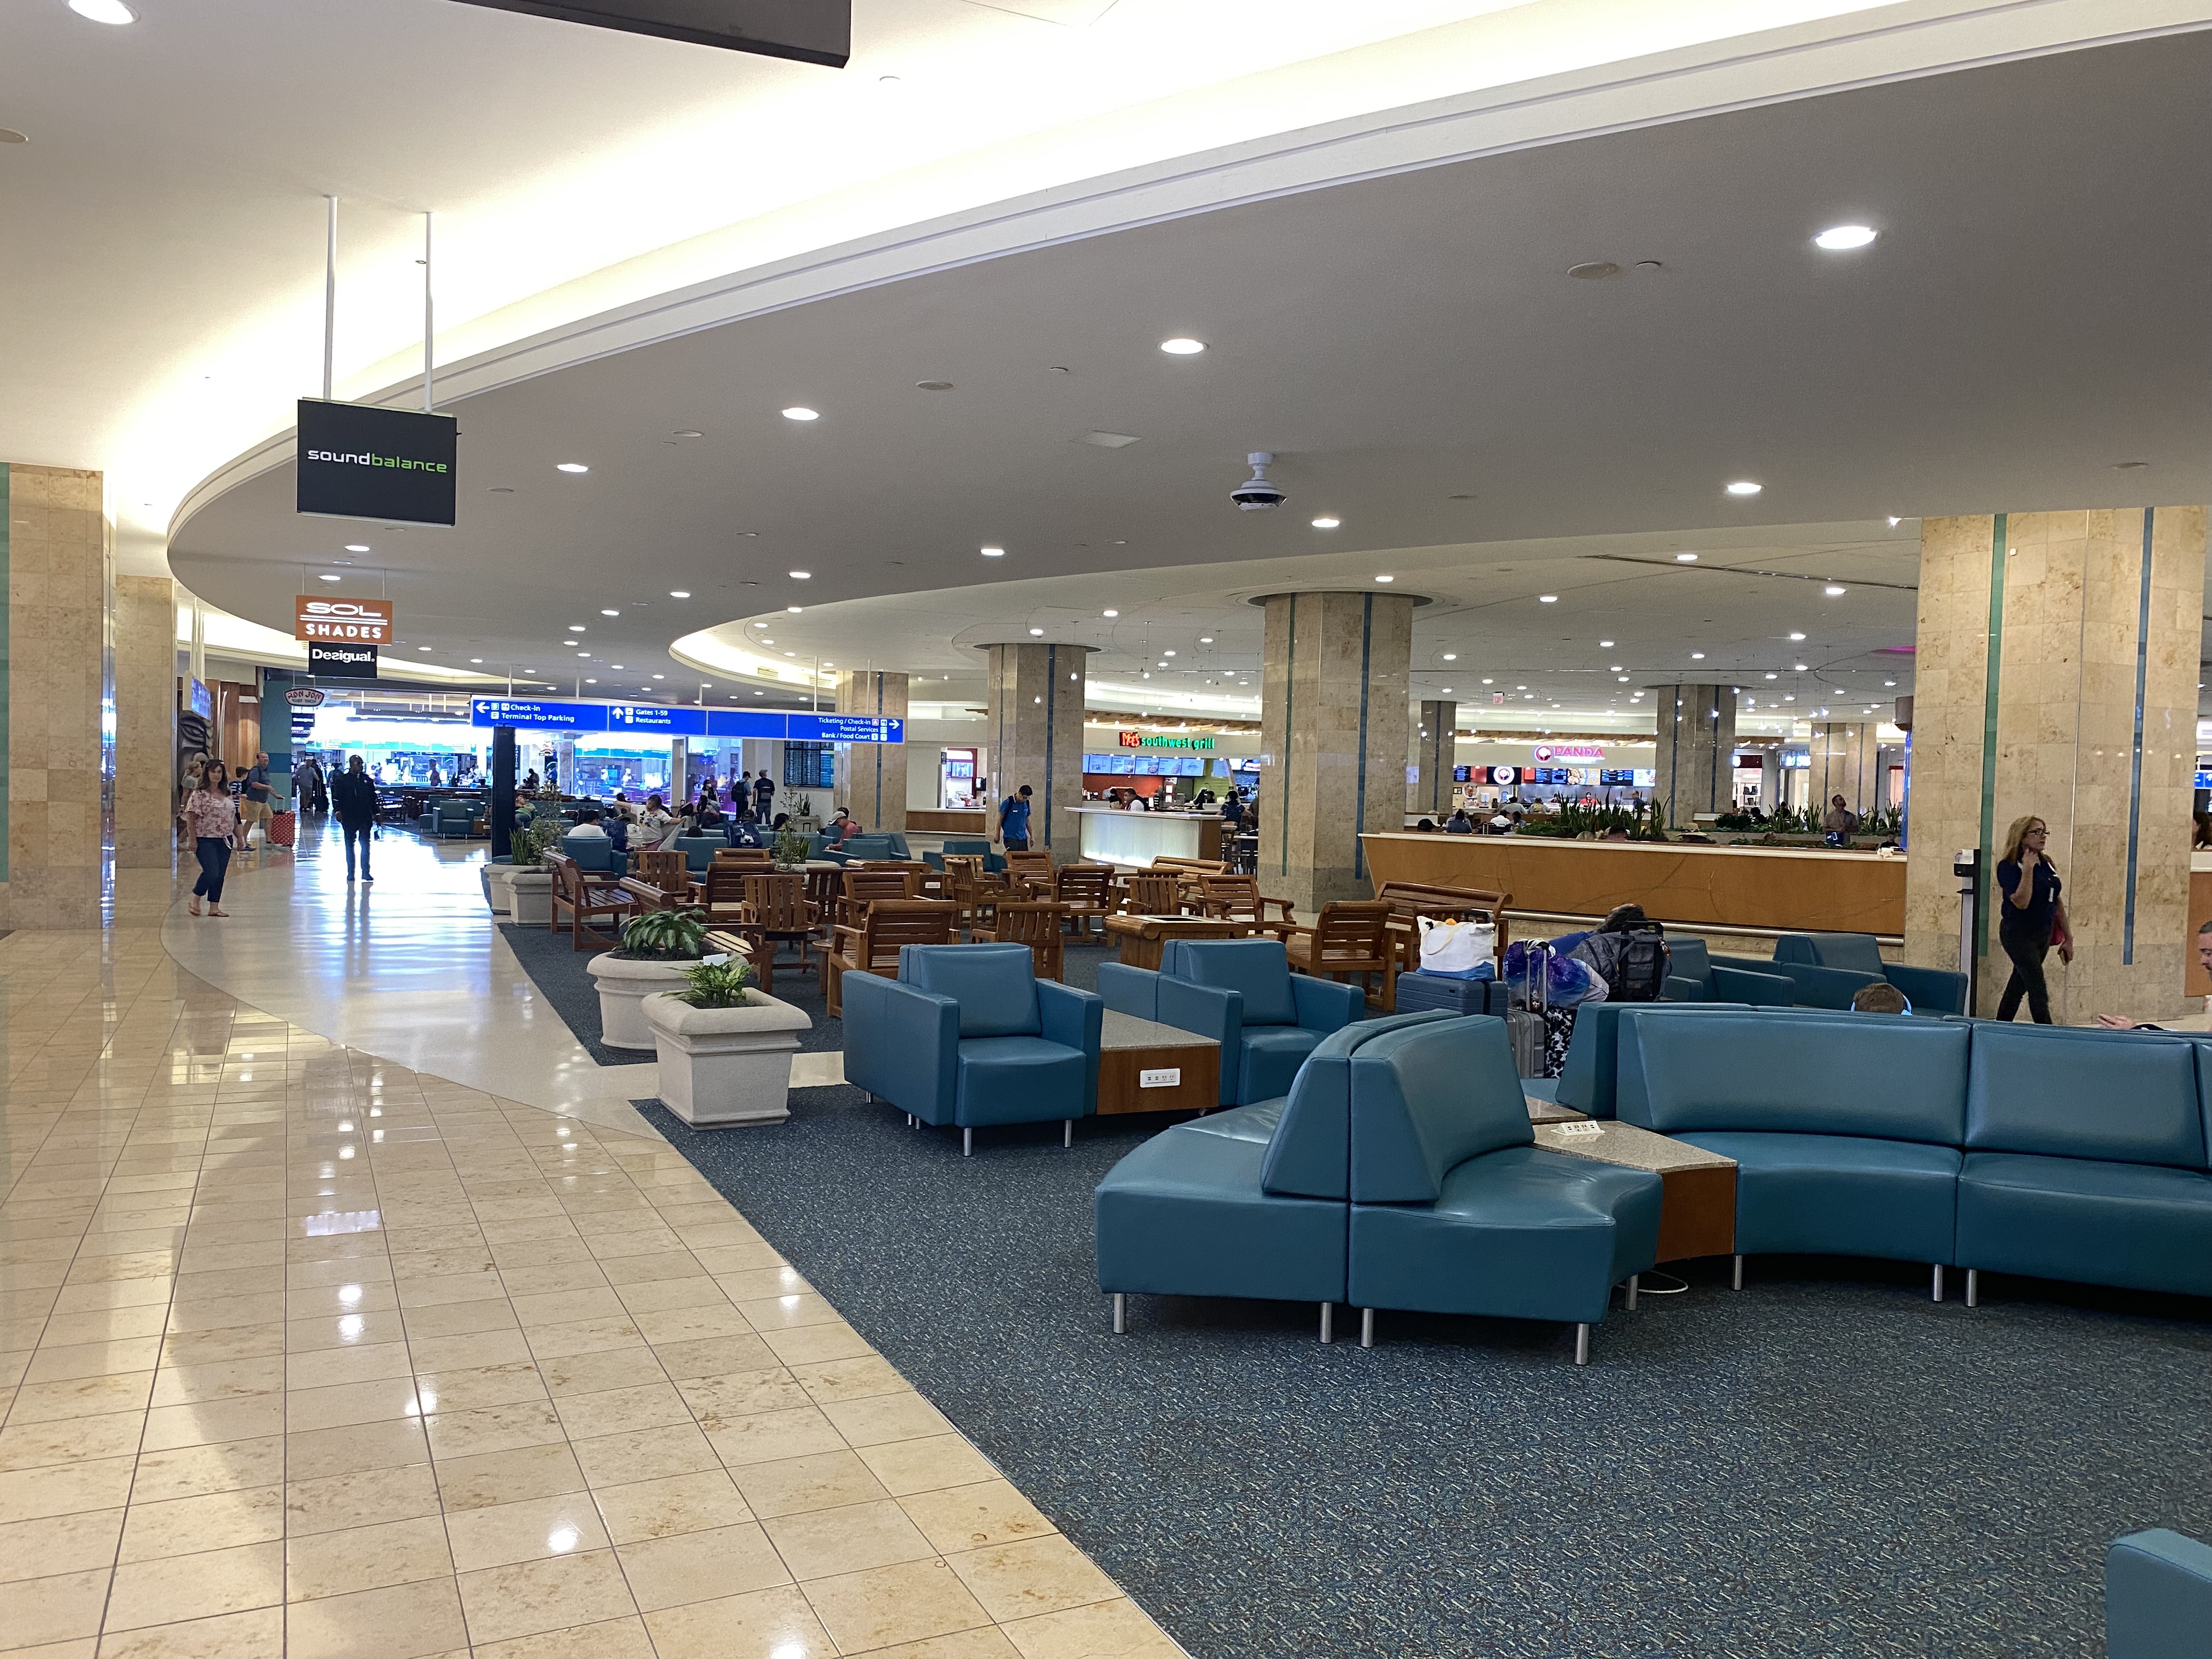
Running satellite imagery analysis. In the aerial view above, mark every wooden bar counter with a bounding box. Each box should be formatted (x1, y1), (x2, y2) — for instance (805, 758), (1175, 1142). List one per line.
(1361, 833), (1906, 935)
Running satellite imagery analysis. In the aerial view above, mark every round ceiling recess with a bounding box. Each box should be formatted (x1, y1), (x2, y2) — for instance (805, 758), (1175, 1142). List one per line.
(916, 380), (955, 391)
(1567, 261), (1621, 280)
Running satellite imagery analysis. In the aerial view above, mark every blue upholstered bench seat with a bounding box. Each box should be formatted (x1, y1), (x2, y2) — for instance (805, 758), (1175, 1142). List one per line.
(1957, 1154), (2212, 1300)
(1674, 1132), (1961, 1263)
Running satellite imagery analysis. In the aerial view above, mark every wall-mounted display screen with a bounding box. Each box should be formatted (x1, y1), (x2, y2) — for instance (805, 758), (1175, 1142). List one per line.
(1452, 765), (1472, 782)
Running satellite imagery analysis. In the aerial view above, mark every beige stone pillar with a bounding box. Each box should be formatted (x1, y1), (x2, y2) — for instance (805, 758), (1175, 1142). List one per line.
(1811, 721), (1881, 818)
(1413, 699), (1457, 817)
(1257, 590), (1414, 910)
(983, 645), (1089, 857)
(1903, 508), (2207, 1022)
(835, 670), (909, 833)
(114, 574), (177, 870)
(1650, 684), (1738, 828)
(2, 464), (109, 928)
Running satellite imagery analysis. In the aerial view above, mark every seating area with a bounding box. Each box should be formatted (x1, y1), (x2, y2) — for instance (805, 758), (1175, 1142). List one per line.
(1099, 938), (1364, 1106)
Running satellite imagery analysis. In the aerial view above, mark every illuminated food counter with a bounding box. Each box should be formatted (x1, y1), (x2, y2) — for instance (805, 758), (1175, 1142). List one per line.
(1077, 807), (1226, 868)
(1361, 833), (1906, 936)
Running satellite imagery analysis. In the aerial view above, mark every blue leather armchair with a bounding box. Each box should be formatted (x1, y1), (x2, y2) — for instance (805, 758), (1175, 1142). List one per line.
(1097, 939), (1363, 1106)
(1347, 1017), (1662, 1363)
(1618, 1009), (1971, 1289)
(560, 830), (623, 874)
(667, 834), (724, 873)
(1954, 1024), (2212, 1302)
(1095, 1012), (1448, 1340)
(923, 837), (1002, 873)
(843, 944), (1103, 1155)
(1773, 932), (1969, 1014)
(2109, 1530), (2212, 1659)
(1663, 939), (1794, 1005)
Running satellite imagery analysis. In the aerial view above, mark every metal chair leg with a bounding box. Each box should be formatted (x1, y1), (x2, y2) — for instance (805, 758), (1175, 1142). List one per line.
(1062, 1119), (1073, 1149)
(1626, 1274), (1639, 1312)
(1966, 1268), (1979, 1308)
(1932, 1264), (1945, 1302)
(1574, 1322), (1591, 1365)
(1319, 1302), (1333, 1344)
(1111, 1293), (1125, 1334)
(962, 1127), (973, 1157)
(1359, 1307), (1375, 1348)
(1731, 1254), (1744, 1291)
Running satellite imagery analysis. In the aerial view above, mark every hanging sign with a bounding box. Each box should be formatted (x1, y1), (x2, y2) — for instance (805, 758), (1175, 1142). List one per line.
(307, 641), (379, 680)
(296, 399), (458, 527)
(468, 697), (902, 743)
(296, 596), (394, 645)
(285, 687), (326, 707)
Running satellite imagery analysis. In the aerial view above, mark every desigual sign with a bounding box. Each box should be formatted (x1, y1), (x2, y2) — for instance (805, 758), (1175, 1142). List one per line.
(295, 597), (394, 645)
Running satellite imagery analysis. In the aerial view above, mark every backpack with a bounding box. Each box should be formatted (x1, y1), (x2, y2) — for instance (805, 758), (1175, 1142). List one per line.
(1572, 925), (1671, 1002)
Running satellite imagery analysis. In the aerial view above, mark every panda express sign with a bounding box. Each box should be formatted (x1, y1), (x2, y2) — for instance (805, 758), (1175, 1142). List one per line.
(295, 597), (394, 646)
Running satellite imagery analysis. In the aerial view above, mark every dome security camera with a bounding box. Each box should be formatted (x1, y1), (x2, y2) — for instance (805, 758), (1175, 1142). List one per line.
(1231, 452), (1285, 512)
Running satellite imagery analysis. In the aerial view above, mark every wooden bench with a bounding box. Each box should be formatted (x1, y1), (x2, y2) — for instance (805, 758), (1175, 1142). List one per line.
(548, 852), (639, 952)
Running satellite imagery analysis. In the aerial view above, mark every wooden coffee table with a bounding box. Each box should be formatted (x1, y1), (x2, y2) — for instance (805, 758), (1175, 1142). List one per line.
(1103, 914), (1238, 971)
(1096, 1010), (1220, 1115)
(1533, 1119), (1737, 1262)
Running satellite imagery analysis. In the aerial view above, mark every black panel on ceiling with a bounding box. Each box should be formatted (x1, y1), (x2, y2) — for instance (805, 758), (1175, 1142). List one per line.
(445, 0), (849, 66)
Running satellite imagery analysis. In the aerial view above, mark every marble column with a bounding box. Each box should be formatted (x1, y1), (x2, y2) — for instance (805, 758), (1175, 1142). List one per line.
(1413, 699), (1457, 817)
(114, 573), (177, 870)
(1903, 508), (2207, 1022)
(836, 670), (909, 833)
(1, 464), (109, 928)
(1650, 684), (1738, 828)
(1257, 590), (1414, 910)
(1811, 721), (1881, 817)
(983, 644), (1089, 857)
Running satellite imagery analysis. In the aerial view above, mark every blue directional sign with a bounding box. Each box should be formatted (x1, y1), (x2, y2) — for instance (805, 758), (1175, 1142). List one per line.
(606, 704), (707, 736)
(470, 697), (608, 731)
(472, 697), (901, 742)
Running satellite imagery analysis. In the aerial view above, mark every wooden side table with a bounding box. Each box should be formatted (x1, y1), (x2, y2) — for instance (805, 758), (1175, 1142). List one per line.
(1096, 1011), (1220, 1115)
(1103, 914), (1238, 971)
(1533, 1119), (1738, 1263)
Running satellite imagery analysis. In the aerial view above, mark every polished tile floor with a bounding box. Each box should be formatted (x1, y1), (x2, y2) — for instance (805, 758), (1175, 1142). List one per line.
(0, 826), (1181, 1657)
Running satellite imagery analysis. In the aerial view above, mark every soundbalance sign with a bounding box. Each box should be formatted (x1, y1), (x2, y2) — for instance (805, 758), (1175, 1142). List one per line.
(295, 597), (394, 646)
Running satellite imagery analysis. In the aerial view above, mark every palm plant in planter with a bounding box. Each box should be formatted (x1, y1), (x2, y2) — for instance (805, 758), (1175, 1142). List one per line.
(771, 827), (811, 871)
(589, 906), (713, 1050)
(644, 950), (805, 1127)
(680, 956), (755, 1007)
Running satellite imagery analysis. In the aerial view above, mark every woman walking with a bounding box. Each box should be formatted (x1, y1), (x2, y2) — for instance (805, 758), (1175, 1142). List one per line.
(1995, 814), (2073, 1022)
(184, 761), (241, 917)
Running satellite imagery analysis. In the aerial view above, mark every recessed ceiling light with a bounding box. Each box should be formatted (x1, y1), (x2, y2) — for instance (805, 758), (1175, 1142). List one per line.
(584, 678), (597, 684)
(1788, 631), (1805, 641)
(1725, 481), (1762, 496)
(1824, 584), (1847, 596)
(781, 408), (820, 421)
(1102, 609), (1118, 617)
(1538, 595), (1558, 603)
(980, 546), (1005, 558)
(1029, 628), (1043, 636)
(1199, 636), (1214, 644)
(1159, 337), (1205, 355)
(556, 462), (589, 473)
(1887, 516), (1903, 527)
(787, 605), (803, 614)
(562, 639), (578, 645)
(612, 664), (624, 670)
(788, 571), (810, 580)
(577, 651), (590, 657)
(669, 590), (691, 600)
(1884, 680), (1897, 687)
(784, 652), (796, 658)
(1765, 673), (1779, 680)
(1793, 663), (1809, 672)
(652, 674), (664, 680)
(600, 608), (619, 616)
(343, 543), (370, 552)
(1312, 517), (1341, 529)
(761, 638), (774, 644)
(1814, 224), (1878, 250)
(1673, 552), (1700, 564)
(1164, 650), (1176, 657)
(1691, 652), (1706, 660)
(1374, 574), (1393, 584)
(318, 573), (343, 582)
(418, 645), (432, 652)
(469, 657), (483, 664)
(1481, 679), (1492, 685)
(69, 0), (136, 21)
(1442, 653), (1457, 662)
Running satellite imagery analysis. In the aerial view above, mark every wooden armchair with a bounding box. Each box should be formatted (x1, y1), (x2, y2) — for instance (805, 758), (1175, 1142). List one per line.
(1195, 874), (1300, 940)
(1119, 872), (1184, 918)
(1053, 863), (1114, 938)
(1004, 849), (1053, 896)
(968, 900), (1066, 983)
(1150, 855), (1228, 906)
(546, 852), (639, 952)
(1283, 899), (1397, 1009)
(726, 873), (819, 995)
(838, 868), (918, 928)
(940, 856), (999, 930)
(821, 898), (956, 1016)
(629, 850), (693, 902)
(698, 861), (759, 924)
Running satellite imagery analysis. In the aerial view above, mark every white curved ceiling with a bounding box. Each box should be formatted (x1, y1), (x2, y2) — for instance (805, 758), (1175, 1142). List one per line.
(169, 29), (2212, 722)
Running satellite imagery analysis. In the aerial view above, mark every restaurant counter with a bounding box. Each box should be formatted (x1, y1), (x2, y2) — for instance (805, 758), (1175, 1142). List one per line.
(1076, 806), (1225, 868)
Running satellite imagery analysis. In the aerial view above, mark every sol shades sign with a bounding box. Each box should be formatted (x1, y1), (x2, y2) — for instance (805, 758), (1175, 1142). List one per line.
(296, 398), (458, 527)
(296, 596), (393, 645)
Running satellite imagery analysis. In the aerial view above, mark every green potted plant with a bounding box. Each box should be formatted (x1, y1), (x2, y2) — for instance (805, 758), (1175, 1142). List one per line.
(490, 817), (562, 924)
(771, 826), (811, 871)
(586, 906), (710, 1050)
(641, 951), (811, 1128)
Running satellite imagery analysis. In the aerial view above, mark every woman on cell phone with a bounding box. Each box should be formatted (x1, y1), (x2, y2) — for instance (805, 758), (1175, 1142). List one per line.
(183, 760), (242, 918)
(1994, 814), (2072, 1023)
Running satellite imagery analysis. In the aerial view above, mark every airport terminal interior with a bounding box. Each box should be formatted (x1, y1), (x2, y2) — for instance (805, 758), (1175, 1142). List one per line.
(8, 2), (2212, 1655)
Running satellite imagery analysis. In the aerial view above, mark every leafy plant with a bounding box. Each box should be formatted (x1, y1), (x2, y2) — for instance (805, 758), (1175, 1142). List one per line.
(619, 906), (707, 961)
(509, 818), (561, 867)
(772, 827), (810, 868)
(679, 956), (755, 1008)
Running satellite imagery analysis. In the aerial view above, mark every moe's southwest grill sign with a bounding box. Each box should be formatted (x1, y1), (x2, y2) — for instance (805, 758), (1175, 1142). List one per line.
(295, 597), (393, 645)
(1119, 731), (1216, 752)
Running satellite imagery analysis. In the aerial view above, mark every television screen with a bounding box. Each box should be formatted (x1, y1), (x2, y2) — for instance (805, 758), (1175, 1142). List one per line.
(1598, 768), (1634, 785)
(1633, 768), (1656, 787)
(1179, 757), (1204, 776)
(1452, 765), (1472, 782)
(1112, 756), (1135, 774)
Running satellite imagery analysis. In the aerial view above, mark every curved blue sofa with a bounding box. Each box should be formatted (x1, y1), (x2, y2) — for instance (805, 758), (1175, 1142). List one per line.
(2111, 1529), (2212, 1658)
(1609, 1008), (2212, 1303)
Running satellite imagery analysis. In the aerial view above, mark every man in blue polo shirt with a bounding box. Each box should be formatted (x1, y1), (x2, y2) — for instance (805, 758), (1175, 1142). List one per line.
(998, 783), (1033, 851)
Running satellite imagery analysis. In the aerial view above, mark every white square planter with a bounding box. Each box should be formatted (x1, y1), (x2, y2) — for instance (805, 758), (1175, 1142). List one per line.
(644, 989), (813, 1127)
(586, 952), (698, 1051)
(505, 868), (554, 926)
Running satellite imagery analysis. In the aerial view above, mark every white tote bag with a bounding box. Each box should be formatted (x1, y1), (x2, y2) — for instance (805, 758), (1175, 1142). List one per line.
(1418, 915), (1497, 977)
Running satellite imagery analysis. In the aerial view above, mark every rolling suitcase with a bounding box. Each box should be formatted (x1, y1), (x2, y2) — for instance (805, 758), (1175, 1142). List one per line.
(268, 810), (297, 849)
(1395, 970), (1498, 1017)
(1507, 943), (1551, 1079)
